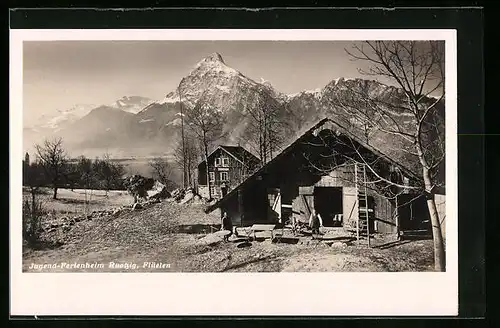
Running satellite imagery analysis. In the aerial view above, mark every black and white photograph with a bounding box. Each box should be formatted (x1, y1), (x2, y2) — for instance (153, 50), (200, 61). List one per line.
(10, 28), (458, 316)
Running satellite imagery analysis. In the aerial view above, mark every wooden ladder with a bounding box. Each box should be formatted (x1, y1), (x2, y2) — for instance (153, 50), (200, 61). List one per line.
(355, 163), (371, 247)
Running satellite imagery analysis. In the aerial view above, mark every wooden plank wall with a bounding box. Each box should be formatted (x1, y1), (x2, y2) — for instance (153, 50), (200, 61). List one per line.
(314, 165), (355, 188)
(289, 163), (397, 232)
(367, 191), (397, 233)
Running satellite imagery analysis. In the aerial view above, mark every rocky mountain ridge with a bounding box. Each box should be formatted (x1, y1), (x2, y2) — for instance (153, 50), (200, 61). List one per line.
(23, 52), (442, 169)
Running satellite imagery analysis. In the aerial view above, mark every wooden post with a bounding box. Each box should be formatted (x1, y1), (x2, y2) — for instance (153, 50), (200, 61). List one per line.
(355, 163), (360, 242)
(238, 189), (244, 227)
(178, 87), (187, 189)
(364, 165), (370, 248)
(395, 195), (400, 240)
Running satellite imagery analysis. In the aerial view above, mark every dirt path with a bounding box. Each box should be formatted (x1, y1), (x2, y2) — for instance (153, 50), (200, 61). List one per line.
(23, 198), (435, 273)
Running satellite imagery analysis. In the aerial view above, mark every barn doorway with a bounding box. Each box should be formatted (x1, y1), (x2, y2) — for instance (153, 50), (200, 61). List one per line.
(267, 188), (281, 222)
(397, 194), (431, 232)
(314, 187), (343, 227)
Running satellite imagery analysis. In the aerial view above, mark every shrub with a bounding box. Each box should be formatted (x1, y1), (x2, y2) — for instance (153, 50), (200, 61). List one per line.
(22, 196), (45, 246)
(123, 174), (155, 203)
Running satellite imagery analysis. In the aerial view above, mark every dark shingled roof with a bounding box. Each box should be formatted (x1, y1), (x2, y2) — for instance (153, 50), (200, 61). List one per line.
(204, 117), (425, 214)
(198, 145), (260, 168)
(219, 145), (260, 167)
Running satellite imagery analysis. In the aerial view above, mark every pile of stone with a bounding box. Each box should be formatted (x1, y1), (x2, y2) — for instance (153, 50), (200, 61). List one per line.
(42, 208), (127, 233)
(125, 198), (162, 211)
(148, 180), (171, 200)
(170, 187), (203, 205)
(179, 188), (195, 204)
(329, 241), (349, 249)
(123, 174), (206, 207)
(43, 216), (80, 233)
(123, 175), (156, 203)
(170, 188), (185, 202)
(122, 175), (174, 209)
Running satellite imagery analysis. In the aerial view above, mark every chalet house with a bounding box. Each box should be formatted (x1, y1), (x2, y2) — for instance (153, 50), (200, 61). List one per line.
(204, 118), (446, 238)
(197, 145), (260, 200)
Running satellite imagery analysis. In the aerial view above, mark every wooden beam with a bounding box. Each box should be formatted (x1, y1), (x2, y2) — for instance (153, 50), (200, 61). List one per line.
(301, 195), (311, 218)
(272, 193), (280, 212)
(395, 196), (400, 240)
(364, 164), (370, 248)
(355, 163), (360, 241)
(238, 189), (244, 227)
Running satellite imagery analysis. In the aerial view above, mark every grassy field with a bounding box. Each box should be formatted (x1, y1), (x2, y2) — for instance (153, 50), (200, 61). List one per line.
(23, 187), (133, 214)
(22, 187), (436, 272)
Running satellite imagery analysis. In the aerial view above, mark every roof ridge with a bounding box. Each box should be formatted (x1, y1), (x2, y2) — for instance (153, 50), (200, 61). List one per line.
(204, 117), (421, 214)
(197, 144), (260, 167)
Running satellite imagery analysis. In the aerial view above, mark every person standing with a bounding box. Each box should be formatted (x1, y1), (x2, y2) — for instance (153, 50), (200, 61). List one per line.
(221, 211), (233, 242)
(309, 209), (323, 239)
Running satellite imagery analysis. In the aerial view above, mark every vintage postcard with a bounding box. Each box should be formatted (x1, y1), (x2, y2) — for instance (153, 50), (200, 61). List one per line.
(10, 29), (458, 316)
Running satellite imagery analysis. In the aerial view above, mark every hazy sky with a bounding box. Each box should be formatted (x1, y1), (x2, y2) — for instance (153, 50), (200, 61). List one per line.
(23, 40), (380, 126)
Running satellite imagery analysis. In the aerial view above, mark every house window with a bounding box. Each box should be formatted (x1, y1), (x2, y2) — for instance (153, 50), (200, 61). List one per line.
(220, 172), (228, 182)
(209, 172), (215, 182)
(210, 186), (216, 196)
(221, 157), (229, 167)
(215, 158), (221, 167)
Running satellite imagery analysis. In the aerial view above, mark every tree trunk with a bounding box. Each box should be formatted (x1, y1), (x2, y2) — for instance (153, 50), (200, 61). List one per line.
(259, 132), (263, 165)
(187, 156), (192, 187)
(204, 142), (211, 200)
(31, 189), (36, 219)
(53, 186), (58, 199)
(238, 189), (244, 227)
(84, 187), (88, 216)
(422, 166), (446, 271)
(179, 90), (187, 189)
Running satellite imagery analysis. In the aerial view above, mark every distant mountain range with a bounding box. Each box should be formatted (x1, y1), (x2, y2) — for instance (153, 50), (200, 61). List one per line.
(23, 52), (443, 174)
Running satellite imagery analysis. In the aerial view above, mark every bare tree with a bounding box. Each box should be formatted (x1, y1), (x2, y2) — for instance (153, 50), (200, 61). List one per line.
(76, 155), (96, 214)
(94, 152), (125, 196)
(34, 138), (68, 199)
(178, 83), (188, 188)
(149, 156), (178, 190)
(238, 148), (260, 183)
(173, 132), (198, 189)
(64, 162), (80, 192)
(245, 86), (287, 166)
(22, 157), (48, 245)
(183, 93), (225, 200)
(185, 136), (198, 189)
(322, 41), (446, 271)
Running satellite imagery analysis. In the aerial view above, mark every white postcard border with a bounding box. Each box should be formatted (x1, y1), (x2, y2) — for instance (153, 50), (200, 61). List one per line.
(10, 29), (458, 316)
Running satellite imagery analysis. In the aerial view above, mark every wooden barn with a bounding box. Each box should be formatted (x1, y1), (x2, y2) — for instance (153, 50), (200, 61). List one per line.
(204, 118), (446, 237)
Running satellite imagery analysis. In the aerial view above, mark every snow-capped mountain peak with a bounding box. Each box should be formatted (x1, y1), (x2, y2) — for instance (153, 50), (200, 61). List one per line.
(55, 103), (95, 115)
(202, 52), (225, 64)
(191, 52), (240, 78)
(157, 91), (180, 105)
(287, 87), (323, 100)
(108, 95), (154, 114)
(23, 50), (444, 168)
(36, 103), (97, 131)
(160, 52), (261, 111)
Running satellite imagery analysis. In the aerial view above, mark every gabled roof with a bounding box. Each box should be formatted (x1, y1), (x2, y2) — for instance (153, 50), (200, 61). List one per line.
(197, 145), (260, 168)
(204, 117), (422, 214)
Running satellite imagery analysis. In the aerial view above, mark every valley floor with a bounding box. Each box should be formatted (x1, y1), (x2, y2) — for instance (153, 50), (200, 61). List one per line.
(21, 188), (435, 272)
